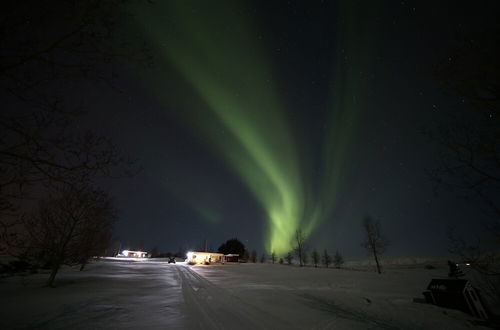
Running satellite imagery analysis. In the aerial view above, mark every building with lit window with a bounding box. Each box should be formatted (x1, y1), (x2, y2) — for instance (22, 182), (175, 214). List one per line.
(186, 251), (225, 264)
(120, 250), (148, 258)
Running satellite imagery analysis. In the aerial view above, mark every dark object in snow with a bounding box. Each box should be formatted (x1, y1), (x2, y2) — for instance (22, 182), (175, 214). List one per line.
(424, 264), (436, 270)
(447, 260), (464, 278)
(168, 257), (176, 264)
(422, 278), (488, 320)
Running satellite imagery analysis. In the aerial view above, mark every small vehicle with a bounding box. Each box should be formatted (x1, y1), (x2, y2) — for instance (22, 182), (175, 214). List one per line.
(168, 257), (176, 264)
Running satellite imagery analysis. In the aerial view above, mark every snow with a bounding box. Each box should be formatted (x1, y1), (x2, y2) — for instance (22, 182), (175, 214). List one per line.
(0, 257), (490, 329)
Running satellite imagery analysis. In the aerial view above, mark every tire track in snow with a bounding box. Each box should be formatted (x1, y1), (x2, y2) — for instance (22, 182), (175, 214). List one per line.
(176, 265), (291, 329)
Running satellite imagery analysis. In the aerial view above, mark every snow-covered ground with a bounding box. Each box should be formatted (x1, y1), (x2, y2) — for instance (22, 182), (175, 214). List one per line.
(0, 258), (491, 329)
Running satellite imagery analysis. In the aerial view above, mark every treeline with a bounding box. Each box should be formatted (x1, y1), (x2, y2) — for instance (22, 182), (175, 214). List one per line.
(240, 216), (390, 274)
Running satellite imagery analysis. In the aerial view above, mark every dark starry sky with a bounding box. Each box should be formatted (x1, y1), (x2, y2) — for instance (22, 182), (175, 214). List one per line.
(54, 1), (500, 256)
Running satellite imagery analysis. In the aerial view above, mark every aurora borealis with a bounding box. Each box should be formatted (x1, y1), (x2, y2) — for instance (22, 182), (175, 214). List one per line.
(129, 1), (378, 254)
(3, 0), (494, 257)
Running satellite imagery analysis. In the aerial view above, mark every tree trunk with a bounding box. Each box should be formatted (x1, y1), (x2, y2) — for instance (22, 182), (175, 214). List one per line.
(46, 262), (60, 287)
(373, 250), (381, 274)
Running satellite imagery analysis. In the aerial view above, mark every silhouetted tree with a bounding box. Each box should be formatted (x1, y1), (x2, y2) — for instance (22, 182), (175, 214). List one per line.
(279, 257), (284, 264)
(217, 238), (245, 256)
(12, 185), (115, 286)
(242, 248), (249, 262)
(250, 250), (257, 263)
(110, 240), (121, 257)
(77, 214), (113, 271)
(293, 229), (307, 267)
(447, 227), (500, 301)
(430, 33), (500, 239)
(311, 249), (320, 268)
(322, 249), (332, 268)
(285, 252), (293, 265)
(151, 246), (159, 258)
(271, 251), (276, 264)
(0, 0), (145, 256)
(361, 216), (389, 274)
(260, 253), (266, 263)
(447, 228), (499, 276)
(430, 34), (500, 310)
(333, 251), (344, 269)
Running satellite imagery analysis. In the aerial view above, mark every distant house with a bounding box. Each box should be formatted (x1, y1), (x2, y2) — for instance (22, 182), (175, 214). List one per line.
(225, 254), (239, 263)
(186, 252), (225, 264)
(120, 250), (148, 258)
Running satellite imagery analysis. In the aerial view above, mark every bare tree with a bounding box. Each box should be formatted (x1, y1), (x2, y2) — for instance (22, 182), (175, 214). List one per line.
(322, 249), (331, 268)
(250, 249), (257, 263)
(151, 246), (159, 258)
(293, 229), (307, 267)
(447, 228), (500, 300)
(361, 216), (389, 274)
(285, 252), (293, 265)
(429, 32), (499, 234)
(430, 33), (500, 310)
(270, 251), (276, 264)
(0, 1), (145, 258)
(333, 250), (344, 268)
(447, 228), (499, 276)
(77, 229), (112, 271)
(11, 185), (115, 286)
(0, 1), (150, 98)
(110, 240), (122, 257)
(311, 249), (320, 268)
(242, 249), (249, 262)
(302, 252), (308, 266)
(0, 123), (135, 257)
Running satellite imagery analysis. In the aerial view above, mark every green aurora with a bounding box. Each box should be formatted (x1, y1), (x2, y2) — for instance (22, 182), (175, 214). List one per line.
(130, 1), (377, 254)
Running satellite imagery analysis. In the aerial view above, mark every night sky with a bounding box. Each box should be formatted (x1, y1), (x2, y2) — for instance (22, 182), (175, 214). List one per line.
(71, 1), (499, 256)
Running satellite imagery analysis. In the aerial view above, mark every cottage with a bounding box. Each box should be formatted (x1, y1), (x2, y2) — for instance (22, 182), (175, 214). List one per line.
(186, 251), (225, 264)
(121, 250), (148, 258)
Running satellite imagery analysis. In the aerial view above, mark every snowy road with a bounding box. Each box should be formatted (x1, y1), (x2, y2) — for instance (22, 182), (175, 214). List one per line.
(177, 265), (288, 329)
(0, 261), (188, 329)
(0, 260), (488, 329)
